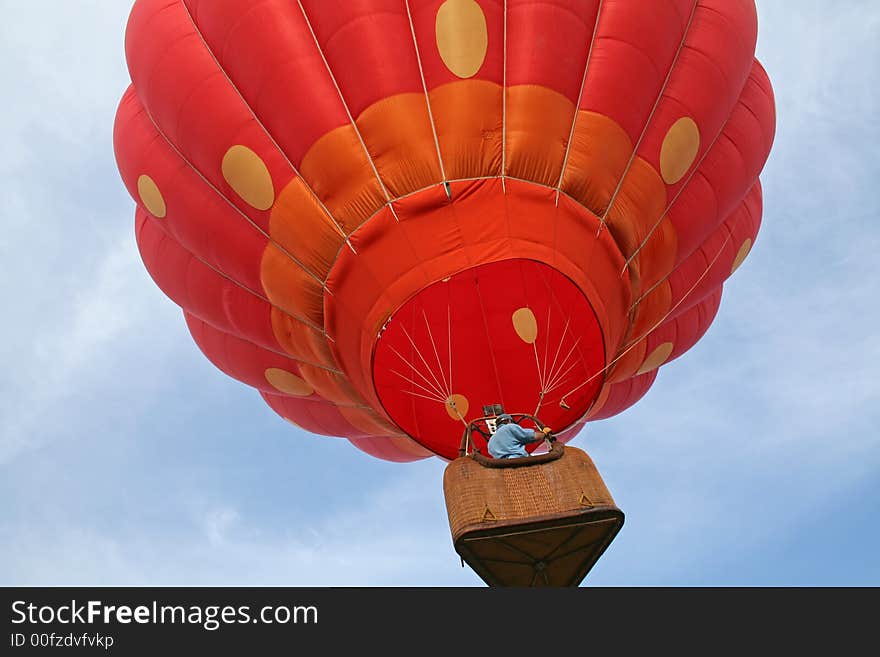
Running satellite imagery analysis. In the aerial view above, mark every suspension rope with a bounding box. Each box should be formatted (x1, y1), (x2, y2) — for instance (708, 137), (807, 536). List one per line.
(559, 206), (744, 407)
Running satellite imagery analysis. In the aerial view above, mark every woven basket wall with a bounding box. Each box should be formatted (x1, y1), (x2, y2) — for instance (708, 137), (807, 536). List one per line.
(443, 446), (616, 542)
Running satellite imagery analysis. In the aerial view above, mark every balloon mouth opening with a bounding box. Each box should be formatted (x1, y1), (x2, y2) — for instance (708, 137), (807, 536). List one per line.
(371, 258), (607, 460)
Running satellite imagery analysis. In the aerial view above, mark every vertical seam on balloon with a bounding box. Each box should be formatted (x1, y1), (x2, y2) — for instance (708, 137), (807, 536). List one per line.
(178, 0), (355, 251)
(536, 270), (599, 405)
(596, 0), (700, 234)
(447, 303), (453, 398)
(502, 0), (508, 192)
(135, 106), (340, 341)
(421, 309), (452, 396)
(559, 198), (745, 403)
(554, 0), (604, 206)
(514, 261), (545, 394)
(622, 68), (762, 274)
(473, 276), (507, 411)
(404, 0), (448, 184)
(294, 0), (399, 220)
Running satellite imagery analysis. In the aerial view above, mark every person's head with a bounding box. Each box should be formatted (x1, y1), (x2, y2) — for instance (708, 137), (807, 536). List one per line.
(496, 413), (513, 426)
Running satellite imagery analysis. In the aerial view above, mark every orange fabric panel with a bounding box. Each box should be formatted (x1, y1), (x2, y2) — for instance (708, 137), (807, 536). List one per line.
(505, 181), (631, 356)
(505, 85), (574, 186)
(260, 244), (324, 326)
(561, 110), (633, 215)
(269, 308), (336, 369)
(630, 214), (679, 293)
(397, 183), (479, 282)
(602, 157), (674, 298)
(429, 80), (503, 180)
(629, 280), (674, 342)
(298, 364), (365, 406)
(298, 124), (386, 231)
(557, 215), (630, 352)
(345, 208), (430, 293)
(356, 93), (444, 198)
(337, 406), (403, 438)
(586, 382), (612, 420)
(270, 177), (345, 280)
(605, 332), (648, 384)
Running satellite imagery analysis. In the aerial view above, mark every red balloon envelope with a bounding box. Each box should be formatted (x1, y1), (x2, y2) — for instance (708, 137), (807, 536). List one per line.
(114, 0), (775, 462)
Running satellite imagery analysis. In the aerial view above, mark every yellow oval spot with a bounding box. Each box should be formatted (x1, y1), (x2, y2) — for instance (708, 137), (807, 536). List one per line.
(435, 0), (488, 79)
(137, 175), (166, 218)
(283, 417), (305, 430)
(445, 393), (470, 420)
(222, 145), (275, 210)
(512, 307), (538, 344)
(637, 342), (674, 375)
(264, 368), (314, 396)
(660, 117), (700, 184)
(730, 238), (753, 275)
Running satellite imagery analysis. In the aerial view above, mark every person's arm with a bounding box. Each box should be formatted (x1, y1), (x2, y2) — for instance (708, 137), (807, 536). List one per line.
(511, 424), (550, 444)
(532, 426), (553, 441)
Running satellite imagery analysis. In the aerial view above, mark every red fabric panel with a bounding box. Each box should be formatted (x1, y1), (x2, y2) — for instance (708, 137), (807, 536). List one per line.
(298, 0), (425, 117)
(506, 0), (600, 103)
(645, 287), (722, 365)
(372, 258), (605, 459)
(185, 313), (320, 396)
(181, 0), (351, 167)
(639, 0), (757, 194)
(346, 436), (433, 463)
(325, 178), (630, 433)
(579, 0), (694, 141)
(114, 87), (281, 292)
(125, 0), (295, 232)
(666, 61), (775, 261)
(261, 392), (371, 439)
(588, 369), (658, 421)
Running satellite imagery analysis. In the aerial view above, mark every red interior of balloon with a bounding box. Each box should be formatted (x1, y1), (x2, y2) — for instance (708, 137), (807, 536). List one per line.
(372, 259), (606, 459)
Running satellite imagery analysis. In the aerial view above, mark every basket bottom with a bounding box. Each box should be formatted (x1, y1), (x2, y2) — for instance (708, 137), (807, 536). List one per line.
(454, 507), (624, 587)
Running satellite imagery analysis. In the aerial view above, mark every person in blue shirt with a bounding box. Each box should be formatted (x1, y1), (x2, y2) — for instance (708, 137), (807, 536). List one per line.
(488, 414), (552, 459)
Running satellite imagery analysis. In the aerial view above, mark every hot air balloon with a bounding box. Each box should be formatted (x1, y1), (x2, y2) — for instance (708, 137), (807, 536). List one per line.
(113, 0), (775, 586)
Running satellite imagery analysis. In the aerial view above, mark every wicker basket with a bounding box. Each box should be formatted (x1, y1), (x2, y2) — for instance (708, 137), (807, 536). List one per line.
(443, 445), (624, 587)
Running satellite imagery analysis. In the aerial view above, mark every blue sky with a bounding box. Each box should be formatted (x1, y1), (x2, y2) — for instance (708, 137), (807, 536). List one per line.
(1, 1), (878, 586)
